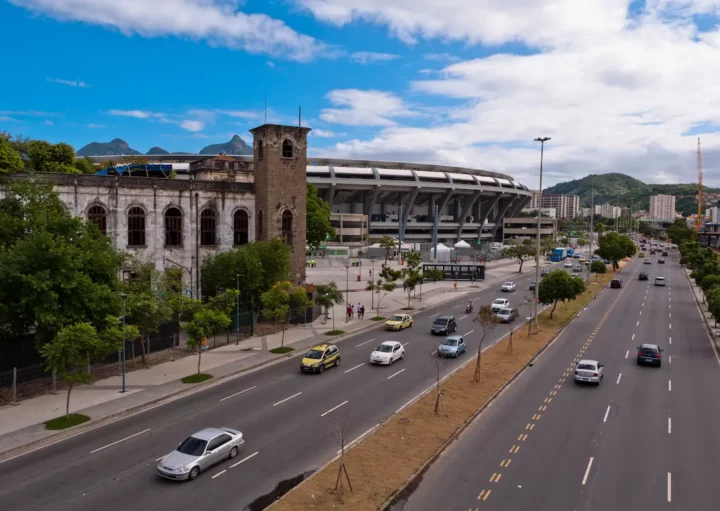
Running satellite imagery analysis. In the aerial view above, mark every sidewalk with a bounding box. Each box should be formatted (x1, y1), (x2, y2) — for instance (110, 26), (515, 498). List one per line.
(683, 268), (720, 350)
(0, 257), (551, 459)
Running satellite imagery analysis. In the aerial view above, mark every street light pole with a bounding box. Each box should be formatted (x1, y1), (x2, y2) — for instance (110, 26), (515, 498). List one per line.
(587, 176), (595, 284)
(345, 264), (350, 323)
(235, 273), (240, 345)
(371, 260), (375, 310)
(616, 190), (621, 232)
(120, 293), (127, 393)
(533, 137), (551, 330)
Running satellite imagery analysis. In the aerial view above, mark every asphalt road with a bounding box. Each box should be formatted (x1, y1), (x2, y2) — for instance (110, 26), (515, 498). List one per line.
(0, 262), (567, 511)
(395, 247), (720, 511)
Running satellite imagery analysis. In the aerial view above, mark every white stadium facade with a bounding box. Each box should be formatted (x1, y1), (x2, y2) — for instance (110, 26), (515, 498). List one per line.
(87, 154), (533, 247)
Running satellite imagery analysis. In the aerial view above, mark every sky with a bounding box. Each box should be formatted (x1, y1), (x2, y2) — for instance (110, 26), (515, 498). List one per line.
(2, 0), (720, 188)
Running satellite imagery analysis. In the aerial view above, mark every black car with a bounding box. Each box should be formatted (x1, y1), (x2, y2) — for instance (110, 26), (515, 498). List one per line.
(610, 279), (622, 288)
(639, 272), (648, 281)
(431, 315), (457, 335)
(662, 251), (668, 256)
(637, 343), (663, 367)
(529, 281), (537, 291)
(540, 269), (550, 277)
(658, 258), (665, 264)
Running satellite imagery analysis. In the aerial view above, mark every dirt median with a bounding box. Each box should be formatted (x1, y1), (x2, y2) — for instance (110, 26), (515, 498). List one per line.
(269, 270), (617, 511)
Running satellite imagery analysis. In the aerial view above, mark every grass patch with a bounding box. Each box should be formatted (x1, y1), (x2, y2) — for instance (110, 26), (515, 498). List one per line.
(400, 307), (415, 311)
(45, 413), (90, 430)
(325, 330), (345, 336)
(270, 346), (295, 354)
(371, 316), (386, 321)
(271, 271), (616, 511)
(181, 373), (214, 384)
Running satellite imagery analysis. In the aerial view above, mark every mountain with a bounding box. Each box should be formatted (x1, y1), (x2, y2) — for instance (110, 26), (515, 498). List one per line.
(146, 146), (169, 155)
(76, 138), (142, 156)
(543, 172), (720, 216)
(199, 135), (252, 155)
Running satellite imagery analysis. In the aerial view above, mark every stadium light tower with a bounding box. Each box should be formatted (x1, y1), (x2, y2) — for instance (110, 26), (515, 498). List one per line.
(533, 137), (551, 330)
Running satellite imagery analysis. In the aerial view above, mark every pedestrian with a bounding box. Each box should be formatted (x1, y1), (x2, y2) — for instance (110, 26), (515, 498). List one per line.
(358, 303), (362, 319)
(361, 304), (365, 318)
(347, 305), (352, 320)
(351, 304), (355, 318)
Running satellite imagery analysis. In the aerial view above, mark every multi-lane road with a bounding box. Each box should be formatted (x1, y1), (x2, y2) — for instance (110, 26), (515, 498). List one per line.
(0, 262), (557, 511)
(395, 247), (720, 510)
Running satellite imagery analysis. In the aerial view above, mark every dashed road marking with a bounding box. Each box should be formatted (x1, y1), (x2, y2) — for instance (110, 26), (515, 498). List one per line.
(321, 400), (349, 417)
(230, 451), (259, 468)
(345, 363), (365, 373)
(387, 368), (406, 380)
(273, 392), (302, 407)
(220, 385), (258, 402)
(603, 405), (611, 423)
(616, 373), (622, 384)
(212, 469), (227, 479)
(582, 457), (594, 485)
(355, 338), (376, 348)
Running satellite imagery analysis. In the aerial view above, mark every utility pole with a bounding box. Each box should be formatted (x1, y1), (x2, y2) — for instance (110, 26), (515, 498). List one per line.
(236, 274), (240, 345)
(533, 137), (551, 330)
(432, 204), (439, 261)
(120, 293), (127, 393)
(587, 176), (595, 284)
(345, 263), (350, 323)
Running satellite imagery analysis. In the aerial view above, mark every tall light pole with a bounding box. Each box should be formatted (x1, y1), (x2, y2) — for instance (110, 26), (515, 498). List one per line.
(345, 263), (350, 323)
(235, 274), (240, 345)
(587, 176), (595, 284)
(615, 190), (621, 232)
(119, 293), (127, 393)
(533, 137), (551, 330)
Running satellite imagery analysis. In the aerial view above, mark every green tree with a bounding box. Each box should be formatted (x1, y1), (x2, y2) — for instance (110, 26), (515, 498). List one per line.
(666, 218), (695, 247)
(0, 182), (123, 344)
(538, 271), (586, 319)
(596, 232), (636, 270)
(0, 136), (24, 174)
(379, 236), (397, 264)
(40, 323), (113, 418)
(638, 220), (652, 236)
(306, 183), (335, 251)
(471, 305), (499, 383)
(541, 236), (556, 256)
(700, 274), (720, 295)
(590, 260), (607, 281)
(707, 285), (720, 327)
(402, 250), (423, 307)
(74, 156), (97, 174)
(504, 243), (534, 273)
(366, 266), (400, 318)
(261, 281), (312, 347)
(594, 222), (606, 233)
(183, 308), (231, 374)
(315, 282), (344, 330)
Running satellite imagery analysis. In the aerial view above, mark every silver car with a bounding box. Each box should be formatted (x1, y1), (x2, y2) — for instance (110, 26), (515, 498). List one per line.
(157, 427), (245, 481)
(574, 360), (604, 385)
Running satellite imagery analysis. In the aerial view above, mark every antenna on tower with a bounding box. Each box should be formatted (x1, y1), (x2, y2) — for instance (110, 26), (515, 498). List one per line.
(298, 106), (302, 128)
(697, 138), (703, 231)
(264, 97), (267, 124)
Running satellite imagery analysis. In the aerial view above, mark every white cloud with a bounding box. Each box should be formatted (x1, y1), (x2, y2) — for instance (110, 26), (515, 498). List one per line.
(43, 120), (55, 126)
(266, 60), (276, 68)
(0, 116), (17, 122)
(46, 77), (90, 88)
(311, 129), (341, 137)
(108, 109), (153, 119)
(88, 123), (106, 128)
(424, 53), (460, 62)
(13, 0), (323, 61)
(350, 51), (401, 64)
(0, 110), (56, 116)
(320, 89), (417, 126)
(180, 119), (205, 132)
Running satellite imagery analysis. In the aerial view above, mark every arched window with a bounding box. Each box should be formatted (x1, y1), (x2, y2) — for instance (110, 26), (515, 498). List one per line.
(282, 210), (293, 246)
(282, 139), (293, 158)
(256, 210), (263, 241)
(88, 205), (107, 235)
(233, 210), (249, 246)
(165, 207), (182, 247)
(200, 209), (216, 246)
(127, 207), (146, 247)
(257, 140), (264, 160)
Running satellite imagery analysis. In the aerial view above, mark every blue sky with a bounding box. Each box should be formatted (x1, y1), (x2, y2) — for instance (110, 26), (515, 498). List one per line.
(2, 0), (720, 187)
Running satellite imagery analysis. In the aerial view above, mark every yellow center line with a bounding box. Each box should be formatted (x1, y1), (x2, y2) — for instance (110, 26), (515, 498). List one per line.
(478, 490), (487, 500)
(484, 490), (491, 500)
(525, 423), (532, 430)
(512, 445), (520, 453)
(529, 424), (535, 430)
(520, 434), (528, 441)
(489, 472), (498, 482)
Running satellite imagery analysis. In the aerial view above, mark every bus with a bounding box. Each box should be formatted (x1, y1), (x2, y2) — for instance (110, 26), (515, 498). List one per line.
(422, 263), (485, 281)
(550, 247), (568, 262)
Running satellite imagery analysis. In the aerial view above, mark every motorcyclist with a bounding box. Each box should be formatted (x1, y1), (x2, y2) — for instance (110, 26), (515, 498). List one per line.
(466, 300), (473, 313)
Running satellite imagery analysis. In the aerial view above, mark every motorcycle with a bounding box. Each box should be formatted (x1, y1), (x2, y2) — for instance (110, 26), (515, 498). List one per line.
(465, 304), (474, 314)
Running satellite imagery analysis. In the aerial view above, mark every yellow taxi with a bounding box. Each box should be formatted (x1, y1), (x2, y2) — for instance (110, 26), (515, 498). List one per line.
(578, 256), (587, 264)
(384, 313), (413, 331)
(300, 344), (340, 373)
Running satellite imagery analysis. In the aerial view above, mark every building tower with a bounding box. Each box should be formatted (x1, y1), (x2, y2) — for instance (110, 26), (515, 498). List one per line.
(250, 124), (312, 284)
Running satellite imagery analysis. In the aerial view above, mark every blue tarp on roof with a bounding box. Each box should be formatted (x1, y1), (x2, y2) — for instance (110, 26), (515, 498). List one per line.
(96, 164), (173, 176)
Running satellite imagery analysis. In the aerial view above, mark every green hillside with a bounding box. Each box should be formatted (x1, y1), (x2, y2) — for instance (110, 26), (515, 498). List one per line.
(543, 173), (719, 216)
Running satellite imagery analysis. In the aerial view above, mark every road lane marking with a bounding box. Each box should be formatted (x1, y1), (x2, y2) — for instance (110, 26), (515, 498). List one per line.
(155, 456), (164, 461)
(490, 473), (502, 483)
(668, 379), (672, 392)
(345, 363), (365, 373)
(321, 400), (349, 417)
(669, 313), (671, 318)
(464, 330), (474, 336)
(387, 368), (406, 380)
(459, 315), (468, 320)
(478, 489), (491, 500)
(603, 405), (611, 423)
(402, 342), (409, 346)
(642, 303), (644, 307)
(669, 355), (672, 364)
(220, 386), (258, 402)
(668, 417), (672, 434)
(631, 333), (635, 341)
(639, 311), (642, 316)
(669, 336), (672, 344)
(637, 321), (640, 326)
(230, 451), (259, 468)
(582, 457), (594, 485)
(273, 392), (302, 407)
(510, 445), (520, 454)
(338, 424), (381, 454)
(616, 373), (622, 384)
(518, 433), (528, 441)
(355, 338), (376, 348)
(668, 472), (672, 502)
(453, 304), (463, 308)
(212, 469), (227, 479)
(429, 313), (440, 318)
(89, 428), (151, 454)
(669, 324), (672, 330)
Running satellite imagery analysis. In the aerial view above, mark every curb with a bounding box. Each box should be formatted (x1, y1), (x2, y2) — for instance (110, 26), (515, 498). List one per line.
(683, 268), (720, 351)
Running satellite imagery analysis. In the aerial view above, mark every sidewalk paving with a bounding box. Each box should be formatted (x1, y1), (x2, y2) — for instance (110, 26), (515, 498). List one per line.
(0, 257), (550, 459)
(683, 268), (720, 350)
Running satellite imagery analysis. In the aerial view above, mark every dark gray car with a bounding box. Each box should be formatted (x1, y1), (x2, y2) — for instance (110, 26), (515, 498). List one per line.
(157, 427), (245, 481)
(431, 315), (457, 335)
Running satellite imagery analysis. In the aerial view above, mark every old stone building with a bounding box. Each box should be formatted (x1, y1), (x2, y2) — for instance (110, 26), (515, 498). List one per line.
(0, 123), (310, 295)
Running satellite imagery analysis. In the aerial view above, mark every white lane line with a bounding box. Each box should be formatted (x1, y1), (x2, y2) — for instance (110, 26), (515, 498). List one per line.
(668, 417), (672, 434)
(387, 368), (406, 380)
(355, 338), (376, 348)
(603, 405), (611, 423)
(582, 457), (594, 485)
(669, 304), (671, 309)
(155, 456), (164, 461)
(212, 469), (227, 479)
(616, 373), (622, 384)
(637, 321), (640, 327)
(220, 385), (257, 402)
(642, 303), (644, 307)
(625, 350), (629, 359)
(230, 451), (259, 468)
(669, 324), (672, 330)
(669, 313), (671, 318)
(669, 355), (672, 364)
(464, 330), (475, 336)
(345, 363), (365, 373)
(273, 392), (302, 407)
(453, 304), (463, 309)
(402, 342), (410, 346)
(631, 333), (635, 341)
(89, 428), (151, 454)
(459, 315), (468, 320)
(668, 472), (672, 502)
(668, 380), (672, 392)
(669, 336), (672, 344)
(639, 311), (642, 316)
(321, 400), (349, 417)
(429, 313), (440, 318)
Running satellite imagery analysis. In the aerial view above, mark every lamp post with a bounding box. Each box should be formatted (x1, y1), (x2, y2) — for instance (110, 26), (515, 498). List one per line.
(616, 190), (621, 232)
(345, 263), (350, 323)
(119, 293), (127, 393)
(235, 273), (240, 345)
(533, 137), (551, 330)
(587, 176), (595, 284)
(371, 260), (375, 310)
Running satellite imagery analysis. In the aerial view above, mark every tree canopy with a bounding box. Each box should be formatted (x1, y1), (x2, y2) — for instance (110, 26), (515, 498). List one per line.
(538, 270), (585, 318)
(306, 183), (335, 250)
(666, 218), (696, 247)
(596, 232), (636, 270)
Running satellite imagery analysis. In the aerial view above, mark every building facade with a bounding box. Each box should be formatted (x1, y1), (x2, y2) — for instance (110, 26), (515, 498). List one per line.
(538, 194), (580, 219)
(502, 217), (557, 240)
(650, 194), (677, 221)
(520, 206), (557, 218)
(595, 204), (621, 219)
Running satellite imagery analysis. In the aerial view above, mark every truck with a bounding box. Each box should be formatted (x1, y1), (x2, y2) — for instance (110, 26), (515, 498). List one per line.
(550, 247), (568, 262)
(566, 247), (575, 258)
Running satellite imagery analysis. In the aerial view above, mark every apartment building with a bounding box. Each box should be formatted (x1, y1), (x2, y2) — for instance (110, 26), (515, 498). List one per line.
(595, 204), (621, 219)
(538, 194), (580, 219)
(649, 194), (676, 221)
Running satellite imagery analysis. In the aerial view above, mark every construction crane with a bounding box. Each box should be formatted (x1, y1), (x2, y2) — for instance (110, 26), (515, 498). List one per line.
(697, 138), (703, 231)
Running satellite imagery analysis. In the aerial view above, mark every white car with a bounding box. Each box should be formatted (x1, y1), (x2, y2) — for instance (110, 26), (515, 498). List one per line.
(574, 360), (604, 385)
(500, 281), (516, 292)
(564, 261), (573, 268)
(491, 298), (510, 312)
(370, 341), (405, 365)
(655, 277), (666, 287)
(644, 258), (652, 264)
